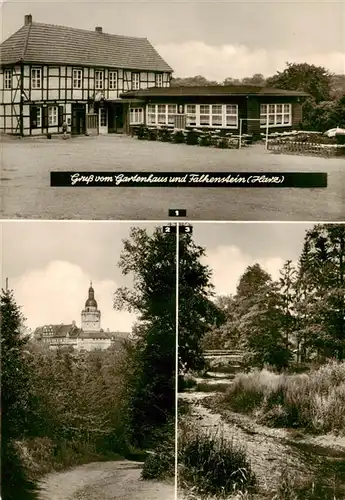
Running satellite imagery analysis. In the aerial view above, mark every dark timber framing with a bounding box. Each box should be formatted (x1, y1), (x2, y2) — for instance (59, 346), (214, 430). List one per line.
(0, 16), (173, 136)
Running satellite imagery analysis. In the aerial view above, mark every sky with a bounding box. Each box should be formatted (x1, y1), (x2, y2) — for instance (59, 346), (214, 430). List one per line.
(1, 0), (344, 80)
(1, 220), (315, 332)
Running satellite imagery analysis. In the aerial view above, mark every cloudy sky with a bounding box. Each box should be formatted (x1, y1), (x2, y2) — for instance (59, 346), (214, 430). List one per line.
(1, 221), (315, 332)
(1, 0), (344, 80)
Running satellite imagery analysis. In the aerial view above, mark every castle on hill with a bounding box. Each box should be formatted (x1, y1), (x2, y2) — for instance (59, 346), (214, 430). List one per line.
(33, 282), (129, 351)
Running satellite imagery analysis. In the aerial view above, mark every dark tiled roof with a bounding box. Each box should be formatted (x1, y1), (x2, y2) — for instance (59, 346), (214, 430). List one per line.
(121, 85), (309, 98)
(34, 324), (81, 338)
(0, 22), (173, 72)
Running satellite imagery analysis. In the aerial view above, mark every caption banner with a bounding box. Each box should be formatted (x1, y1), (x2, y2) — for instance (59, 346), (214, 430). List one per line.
(50, 172), (327, 188)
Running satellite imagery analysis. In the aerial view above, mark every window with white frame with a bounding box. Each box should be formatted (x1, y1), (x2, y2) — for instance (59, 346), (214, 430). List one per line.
(132, 73), (140, 90)
(4, 69), (12, 89)
(167, 104), (177, 124)
(146, 104), (177, 126)
(186, 104), (196, 126)
(147, 104), (156, 124)
(199, 105), (210, 126)
(48, 106), (58, 126)
(95, 70), (104, 90)
(225, 105), (237, 126)
(211, 105), (222, 126)
(130, 108), (144, 124)
(146, 103), (238, 128)
(157, 104), (166, 124)
(109, 71), (118, 90)
(73, 69), (82, 89)
(36, 107), (42, 127)
(31, 68), (42, 89)
(260, 103), (291, 127)
(155, 73), (163, 87)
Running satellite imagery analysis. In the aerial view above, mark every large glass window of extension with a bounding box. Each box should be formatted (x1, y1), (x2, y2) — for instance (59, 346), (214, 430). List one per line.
(31, 68), (42, 89)
(4, 69), (12, 89)
(109, 71), (118, 90)
(155, 73), (163, 87)
(130, 108), (144, 124)
(186, 104), (238, 128)
(95, 70), (104, 90)
(73, 69), (82, 89)
(132, 73), (140, 90)
(146, 104), (177, 125)
(260, 103), (291, 127)
(48, 106), (58, 126)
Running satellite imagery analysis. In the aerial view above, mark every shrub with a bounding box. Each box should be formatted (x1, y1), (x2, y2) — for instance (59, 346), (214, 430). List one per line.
(136, 125), (149, 140)
(158, 127), (173, 142)
(173, 130), (185, 143)
(199, 132), (212, 147)
(186, 129), (199, 145)
(142, 437), (175, 480)
(148, 128), (158, 140)
(217, 137), (229, 149)
(179, 373), (197, 391)
(179, 421), (256, 496)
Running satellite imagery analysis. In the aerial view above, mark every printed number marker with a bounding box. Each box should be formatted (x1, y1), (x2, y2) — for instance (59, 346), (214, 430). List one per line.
(181, 225), (193, 234)
(168, 209), (187, 217)
(163, 225), (177, 234)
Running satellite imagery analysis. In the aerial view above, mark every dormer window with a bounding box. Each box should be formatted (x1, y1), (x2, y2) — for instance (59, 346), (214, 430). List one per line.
(155, 73), (163, 87)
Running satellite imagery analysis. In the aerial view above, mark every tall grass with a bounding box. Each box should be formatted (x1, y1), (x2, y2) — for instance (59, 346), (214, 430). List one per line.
(178, 420), (256, 496)
(221, 361), (345, 434)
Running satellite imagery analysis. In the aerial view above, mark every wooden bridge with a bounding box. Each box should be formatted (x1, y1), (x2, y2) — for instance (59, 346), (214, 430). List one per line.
(204, 349), (245, 359)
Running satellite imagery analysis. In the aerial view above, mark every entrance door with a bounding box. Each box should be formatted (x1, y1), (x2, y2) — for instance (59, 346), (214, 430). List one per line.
(99, 106), (108, 134)
(71, 104), (86, 135)
(115, 104), (124, 132)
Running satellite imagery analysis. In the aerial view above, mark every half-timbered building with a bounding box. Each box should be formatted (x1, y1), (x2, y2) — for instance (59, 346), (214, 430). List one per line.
(0, 14), (172, 136)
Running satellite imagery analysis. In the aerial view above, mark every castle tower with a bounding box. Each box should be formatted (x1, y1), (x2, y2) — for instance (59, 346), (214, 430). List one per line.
(81, 281), (101, 331)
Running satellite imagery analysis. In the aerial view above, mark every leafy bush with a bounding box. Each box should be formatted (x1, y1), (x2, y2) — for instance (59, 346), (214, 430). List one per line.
(141, 443), (175, 480)
(179, 373), (197, 391)
(179, 421), (256, 496)
(186, 129), (199, 145)
(199, 132), (212, 147)
(136, 125), (149, 140)
(217, 137), (229, 148)
(148, 128), (158, 140)
(173, 130), (185, 143)
(158, 127), (173, 142)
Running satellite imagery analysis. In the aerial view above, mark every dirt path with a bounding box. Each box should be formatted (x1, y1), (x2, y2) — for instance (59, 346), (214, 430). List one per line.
(38, 460), (175, 500)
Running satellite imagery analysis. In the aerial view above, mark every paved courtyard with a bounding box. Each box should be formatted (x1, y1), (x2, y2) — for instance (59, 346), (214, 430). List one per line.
(0, 134), (344, 220)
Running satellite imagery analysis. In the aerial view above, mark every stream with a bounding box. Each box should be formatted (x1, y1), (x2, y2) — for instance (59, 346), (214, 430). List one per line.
(179, 368), (345, 499)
